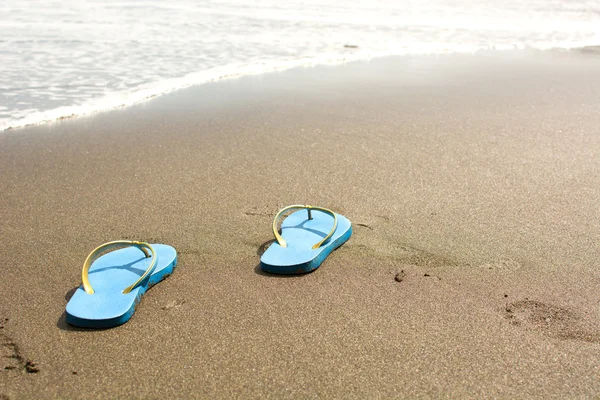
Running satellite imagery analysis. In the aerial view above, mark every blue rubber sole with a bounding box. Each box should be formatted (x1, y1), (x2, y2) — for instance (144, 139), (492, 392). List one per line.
(65, 244), (177, 328)
(148, 256), (177, 288)
(66, 289), (146, 329)
(260, 210), (352, 274)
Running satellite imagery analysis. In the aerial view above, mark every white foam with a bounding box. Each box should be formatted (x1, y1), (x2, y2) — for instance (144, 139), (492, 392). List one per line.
(1, 0), (600, 132)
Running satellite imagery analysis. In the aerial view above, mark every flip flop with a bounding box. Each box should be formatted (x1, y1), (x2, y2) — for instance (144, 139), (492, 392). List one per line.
(260, 205), (352, 274)
(65, 240), (177, 328)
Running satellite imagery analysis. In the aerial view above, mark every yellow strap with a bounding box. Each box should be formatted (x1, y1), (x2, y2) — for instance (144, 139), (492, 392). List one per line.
(81, 241), (157, 295)
(272, 205), (338, 250)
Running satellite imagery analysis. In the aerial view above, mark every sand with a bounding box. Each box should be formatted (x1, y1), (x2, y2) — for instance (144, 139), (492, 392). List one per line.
(1, 50), (600, 398)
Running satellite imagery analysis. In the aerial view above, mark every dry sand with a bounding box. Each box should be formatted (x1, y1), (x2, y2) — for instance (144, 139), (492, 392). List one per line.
(1, 51), (600, 398)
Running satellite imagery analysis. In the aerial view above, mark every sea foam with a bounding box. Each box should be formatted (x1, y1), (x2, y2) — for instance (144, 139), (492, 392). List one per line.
(1, 0), (599, 131)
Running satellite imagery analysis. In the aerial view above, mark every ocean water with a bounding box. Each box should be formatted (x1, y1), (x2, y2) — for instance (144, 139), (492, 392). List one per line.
(1, 0), (599, 131)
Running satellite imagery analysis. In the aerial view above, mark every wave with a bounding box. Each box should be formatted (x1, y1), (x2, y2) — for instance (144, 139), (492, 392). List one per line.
(1, 41), (599, 133)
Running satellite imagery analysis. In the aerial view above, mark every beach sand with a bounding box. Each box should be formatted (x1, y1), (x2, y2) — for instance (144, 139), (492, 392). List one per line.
(1, 51), (600, 398)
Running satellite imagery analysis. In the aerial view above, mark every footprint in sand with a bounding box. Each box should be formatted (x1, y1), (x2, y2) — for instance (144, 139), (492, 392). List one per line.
(353, 215), (389, 231)
(1, 321), (39, 374)
(504, 300), (600, 343)
(480, 259), (522, 271)
(1, 339), (22, 373)
(242, 207), (273, 217)
(162, 299), (187, 310)
(352, 215), (450, 266)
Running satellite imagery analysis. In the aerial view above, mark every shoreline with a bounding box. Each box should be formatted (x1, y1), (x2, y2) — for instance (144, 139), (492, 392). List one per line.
(1, 51), (600, 398)
(2, 45), (600, 133)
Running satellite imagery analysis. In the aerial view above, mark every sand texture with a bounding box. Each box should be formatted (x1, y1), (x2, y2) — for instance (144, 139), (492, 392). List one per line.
(1, 51), (600, 398)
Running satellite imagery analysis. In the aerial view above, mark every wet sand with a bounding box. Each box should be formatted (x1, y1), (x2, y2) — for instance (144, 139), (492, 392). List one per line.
(1, 51), (600, 398)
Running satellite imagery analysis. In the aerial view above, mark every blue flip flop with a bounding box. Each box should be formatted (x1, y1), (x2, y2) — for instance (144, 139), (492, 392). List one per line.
(65, 240), (177, 328)
(260, 205), (352, 274)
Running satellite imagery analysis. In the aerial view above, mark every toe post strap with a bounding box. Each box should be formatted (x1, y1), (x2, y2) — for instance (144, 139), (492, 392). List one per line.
(272, 205), (338, 249)
(81, 240), (157, 294)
